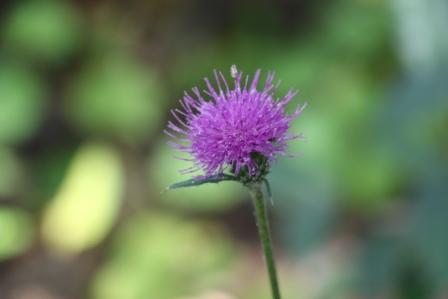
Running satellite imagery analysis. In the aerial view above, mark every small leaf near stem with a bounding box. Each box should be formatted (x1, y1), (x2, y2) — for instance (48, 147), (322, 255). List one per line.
(165, 173), (238, 191)
(248, 181), (281, 299)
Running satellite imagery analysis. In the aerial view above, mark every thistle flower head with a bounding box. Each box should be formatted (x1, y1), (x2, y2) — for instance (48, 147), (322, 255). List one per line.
(166, 66), (306, 183)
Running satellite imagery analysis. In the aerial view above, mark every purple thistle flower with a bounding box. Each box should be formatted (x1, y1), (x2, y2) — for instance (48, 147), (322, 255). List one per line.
(165, 66), (306, 181)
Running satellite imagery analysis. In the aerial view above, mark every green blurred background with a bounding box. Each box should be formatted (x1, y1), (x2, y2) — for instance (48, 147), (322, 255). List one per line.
(0, 0), (447, 298)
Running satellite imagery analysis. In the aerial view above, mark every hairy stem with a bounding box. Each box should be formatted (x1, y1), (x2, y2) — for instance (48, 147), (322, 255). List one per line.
(248, 182), (281, 299)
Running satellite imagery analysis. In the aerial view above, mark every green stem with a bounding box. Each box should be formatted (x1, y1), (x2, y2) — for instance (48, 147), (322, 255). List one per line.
(248, 182), (281, 299)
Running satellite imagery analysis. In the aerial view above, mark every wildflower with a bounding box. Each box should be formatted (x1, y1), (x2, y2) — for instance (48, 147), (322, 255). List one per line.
(165, 66), (307, 299)
(165, 65), (306, 184)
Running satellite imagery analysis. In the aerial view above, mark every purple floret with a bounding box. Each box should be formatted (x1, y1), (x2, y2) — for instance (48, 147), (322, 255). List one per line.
(165, 66), (306, 178)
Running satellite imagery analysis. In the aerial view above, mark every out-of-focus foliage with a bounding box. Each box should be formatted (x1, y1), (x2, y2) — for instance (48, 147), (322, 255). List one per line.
(65, 54), (164, 142)
(3, 0), (82, 63)
(0, 0), (447, 298)
(41, 143), (123, 255)
(0, 62), (46, 145)
(0, 208), (33, 260)
(0, 148), (24, 197)
(91, 213), (235, 299)
(29, 145), (75, 209)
